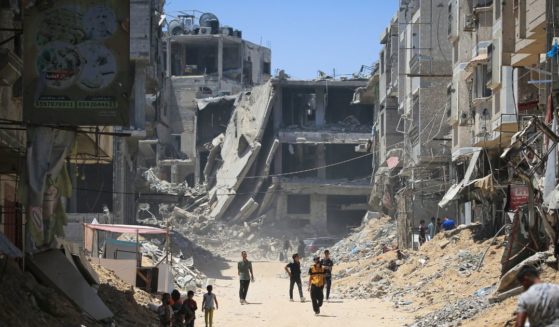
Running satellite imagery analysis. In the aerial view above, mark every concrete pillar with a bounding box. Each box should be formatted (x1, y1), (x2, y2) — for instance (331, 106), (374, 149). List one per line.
(166, 39), (171, 77)
(273, 90), (283, 175)
(217, 37), (223, 87)
(311, 194), (328, 232)
(134, 62), (146, 130)
(317, 144), (326, 179)
(315, 86), (326, 126)
(112, 138), (125, 224)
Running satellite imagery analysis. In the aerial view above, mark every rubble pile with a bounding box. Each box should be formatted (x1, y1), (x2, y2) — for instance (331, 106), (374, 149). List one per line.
(329, 217), (508, 326)
(93, 264), (159, 326)
(0, 258), (159, 327)
(327, 215), (397, 263)
(410, 296), (489, 327)
(117, 233), (208, 292)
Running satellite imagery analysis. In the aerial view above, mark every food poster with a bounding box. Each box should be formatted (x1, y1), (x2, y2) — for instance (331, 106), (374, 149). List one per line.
(23, 0), (130, 125)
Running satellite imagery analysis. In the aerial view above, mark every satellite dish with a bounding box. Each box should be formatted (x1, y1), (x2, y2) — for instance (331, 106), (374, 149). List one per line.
(199, 12), (219, 27)
(168, 19), (184, 35)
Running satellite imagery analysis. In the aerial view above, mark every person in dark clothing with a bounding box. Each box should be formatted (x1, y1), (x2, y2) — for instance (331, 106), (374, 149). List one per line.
(284, 253), (305, 302)
(158, 293), (172, 327)
(320, 250), (334, 301)
(297, 239), (306, 258)
(171, 289), (184, 326)
(418, 220), (427, 246)
(308, 256), (325, 315)
(182, 290), (197, 327)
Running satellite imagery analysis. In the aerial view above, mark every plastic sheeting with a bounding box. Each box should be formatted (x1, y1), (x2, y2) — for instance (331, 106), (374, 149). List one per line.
(439, 150), (481, 207)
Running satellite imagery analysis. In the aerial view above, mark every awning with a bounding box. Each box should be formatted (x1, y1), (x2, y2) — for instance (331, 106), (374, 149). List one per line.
(439, 150), (481, 207)
(84, 224), (168, 235)
(196, 95), (238, 111)
(465, 52), (489, 72)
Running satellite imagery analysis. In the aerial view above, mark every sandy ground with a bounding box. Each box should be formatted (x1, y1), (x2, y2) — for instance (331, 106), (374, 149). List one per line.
(194, 259), (413, 327)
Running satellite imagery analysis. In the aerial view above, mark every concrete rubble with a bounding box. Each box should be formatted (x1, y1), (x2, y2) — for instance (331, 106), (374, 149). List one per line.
(324, 215), (514, 326)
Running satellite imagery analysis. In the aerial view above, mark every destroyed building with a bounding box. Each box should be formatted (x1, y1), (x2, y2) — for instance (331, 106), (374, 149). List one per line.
(201, 77), (375, 234)
(162, 12), (272, 187)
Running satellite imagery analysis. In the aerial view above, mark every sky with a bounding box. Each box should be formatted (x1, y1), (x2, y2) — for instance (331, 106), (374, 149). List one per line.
(164, 1), (399, 80)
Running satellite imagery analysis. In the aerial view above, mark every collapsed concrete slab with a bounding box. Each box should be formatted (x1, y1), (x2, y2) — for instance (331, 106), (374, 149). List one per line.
(28, 249), (113, 321)
(207, 82), (276, 220)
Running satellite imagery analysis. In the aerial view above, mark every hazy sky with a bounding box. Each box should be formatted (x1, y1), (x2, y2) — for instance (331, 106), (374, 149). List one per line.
(164, 1), (399, 79)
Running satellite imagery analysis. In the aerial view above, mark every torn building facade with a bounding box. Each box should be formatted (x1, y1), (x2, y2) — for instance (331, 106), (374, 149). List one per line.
(441, 0), (549, 235)
(202, 78), (374, 235)
(163, 16), (271, 188)
(368, 0), (456, 248)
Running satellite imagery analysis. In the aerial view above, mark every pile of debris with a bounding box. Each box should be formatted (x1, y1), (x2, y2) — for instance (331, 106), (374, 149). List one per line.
(117, 233), (208, 292)
(327, 215), (397, 263)
(0, 257), (159, 327)
(410, 296), (489, 327)
(330, 217), (508, 327)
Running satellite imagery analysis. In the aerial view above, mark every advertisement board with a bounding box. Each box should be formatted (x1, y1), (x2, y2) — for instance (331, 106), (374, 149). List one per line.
(23, 0), (130, 125)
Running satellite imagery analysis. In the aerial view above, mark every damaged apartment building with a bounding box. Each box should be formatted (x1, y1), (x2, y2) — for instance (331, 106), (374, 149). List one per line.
(161, 12), (271, 187)
(201, 77), (374, 235)
(440, 0), (549, 237)
(368, 0), (456, 248)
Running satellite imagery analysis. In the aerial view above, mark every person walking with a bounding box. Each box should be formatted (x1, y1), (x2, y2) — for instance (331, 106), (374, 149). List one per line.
(308, 256), (325, 315)
(202, 285), (218, 327)
(515, 265), (559, 327)
(238, 251), (254, 304)
(427, 217), (436, 241)
(320, 250), (334, 301)
(285, 253), (305, 302)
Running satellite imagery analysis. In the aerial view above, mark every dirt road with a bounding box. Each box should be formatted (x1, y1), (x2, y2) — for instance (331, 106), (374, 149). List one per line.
(197, 259), (412, 327)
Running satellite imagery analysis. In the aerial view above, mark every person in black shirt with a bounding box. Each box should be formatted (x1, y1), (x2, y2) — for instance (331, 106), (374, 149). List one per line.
(320, 250), (334, 301)
(284, 253), (305, 302)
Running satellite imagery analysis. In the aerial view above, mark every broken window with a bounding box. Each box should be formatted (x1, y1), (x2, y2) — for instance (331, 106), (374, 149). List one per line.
(263, 61), (271, 75)
(287, 195), (311, 214)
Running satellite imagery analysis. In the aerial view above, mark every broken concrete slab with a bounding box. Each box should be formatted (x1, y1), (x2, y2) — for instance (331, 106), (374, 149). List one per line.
(28, 249), (113, 321)
(208, 82), (276, 220)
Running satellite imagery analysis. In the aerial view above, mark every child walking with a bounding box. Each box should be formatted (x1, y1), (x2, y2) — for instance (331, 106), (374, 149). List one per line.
(202, 285), (219, 327)
(158, 293), (172, 327)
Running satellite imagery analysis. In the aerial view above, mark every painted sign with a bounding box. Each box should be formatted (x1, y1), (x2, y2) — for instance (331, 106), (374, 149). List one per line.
(509, 185), (529, 210)
(23, 0), (130, 125)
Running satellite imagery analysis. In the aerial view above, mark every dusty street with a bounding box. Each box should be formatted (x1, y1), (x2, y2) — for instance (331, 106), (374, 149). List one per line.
(198, 259), (413, 327)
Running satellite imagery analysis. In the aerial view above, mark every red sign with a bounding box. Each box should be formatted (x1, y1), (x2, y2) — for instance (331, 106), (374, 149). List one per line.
(509, 185), (529, 210)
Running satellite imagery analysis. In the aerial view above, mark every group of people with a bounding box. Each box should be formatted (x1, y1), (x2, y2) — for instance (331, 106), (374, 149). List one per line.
(283, 250), (334, 315)
(418, 216), (456, 245)
(237, 249), (334, 315)
(158, 287), (218, 327)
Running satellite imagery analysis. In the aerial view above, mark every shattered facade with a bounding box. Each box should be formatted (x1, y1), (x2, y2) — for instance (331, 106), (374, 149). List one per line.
(202, 78), (374, 234)
(164, 25), (272, 188)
